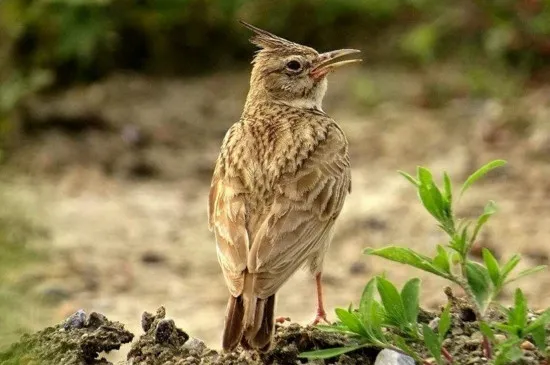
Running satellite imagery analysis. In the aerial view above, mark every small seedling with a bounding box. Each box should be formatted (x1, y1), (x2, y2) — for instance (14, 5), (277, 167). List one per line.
(480, 288), (550, 364)
(422, 303), (452, 364)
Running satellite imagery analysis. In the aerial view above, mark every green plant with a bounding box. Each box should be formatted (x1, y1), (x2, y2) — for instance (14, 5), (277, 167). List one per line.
(480, 289), (550, 364)
(366, 160), (545, 322)
(300, 276), (448, 363)
(300, 160), (548, 364)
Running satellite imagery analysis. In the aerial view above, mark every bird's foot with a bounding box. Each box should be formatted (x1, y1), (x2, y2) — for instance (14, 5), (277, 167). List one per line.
(275, 316), (291, 324)
(311, 310), (330, 325)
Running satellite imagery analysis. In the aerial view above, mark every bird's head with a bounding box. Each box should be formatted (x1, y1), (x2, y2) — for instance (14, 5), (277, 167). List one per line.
(241, 21), (361, 111)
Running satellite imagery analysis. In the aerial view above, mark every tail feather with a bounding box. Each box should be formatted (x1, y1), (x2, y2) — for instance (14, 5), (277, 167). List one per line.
(222, 295), (245, 351)
(222, 271), (276, 352)
(244, 294), (275, 351)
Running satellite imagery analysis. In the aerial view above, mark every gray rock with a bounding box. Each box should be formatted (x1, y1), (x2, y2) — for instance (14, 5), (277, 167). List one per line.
(182, 337), (207, 356)
(428, 317), (439, 330)
(63, 309), (86, 330)
(374, 349), (415, 365)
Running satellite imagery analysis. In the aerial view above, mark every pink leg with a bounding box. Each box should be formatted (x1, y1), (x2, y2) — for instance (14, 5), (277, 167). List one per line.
(312, 273), (330, 325)
(275, 316), (290, 323)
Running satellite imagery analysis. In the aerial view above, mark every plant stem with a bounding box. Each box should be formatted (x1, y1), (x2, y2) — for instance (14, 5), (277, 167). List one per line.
(442, 347), (453, 363)
(482, 334), (493, 359)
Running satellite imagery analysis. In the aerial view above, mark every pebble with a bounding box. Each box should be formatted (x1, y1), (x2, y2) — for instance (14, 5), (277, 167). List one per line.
(155, 319), (176, 344)
(428, 317), (439, 330)
(349, 261), (368, 275)
(521, 340), (535, 351)
(494, 334), (507, 343)
(140, 250), (166, 264)
(470, 331), (483, 341)
(182, 337), (207, 356)
(374, 349), (415, 365)
(63, 309), (87, 330)
(451, 327), (464, 335)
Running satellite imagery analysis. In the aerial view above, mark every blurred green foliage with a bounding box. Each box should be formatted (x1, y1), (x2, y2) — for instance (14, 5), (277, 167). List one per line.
(1, 0), (549, 81)
(0, 0), (549, 129)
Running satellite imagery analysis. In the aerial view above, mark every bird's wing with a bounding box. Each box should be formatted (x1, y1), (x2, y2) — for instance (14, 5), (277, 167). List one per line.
(209, 164), (250, 297)
(247, 124), (351, 298)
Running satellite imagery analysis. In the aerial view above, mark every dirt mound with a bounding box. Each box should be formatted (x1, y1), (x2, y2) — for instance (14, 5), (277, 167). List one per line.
(0, 310), (133, 365)
(128, 307), (379, 365)
(1, 304), (547, 364)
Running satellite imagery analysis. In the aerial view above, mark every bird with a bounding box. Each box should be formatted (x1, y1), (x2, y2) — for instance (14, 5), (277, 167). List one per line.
(208, 21), (360, 352)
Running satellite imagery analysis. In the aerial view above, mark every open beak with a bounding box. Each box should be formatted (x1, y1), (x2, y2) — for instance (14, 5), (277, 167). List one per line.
(310, 49), (362, 79)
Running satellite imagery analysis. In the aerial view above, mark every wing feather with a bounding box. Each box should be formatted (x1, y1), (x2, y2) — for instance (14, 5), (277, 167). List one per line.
(209, 172), (249, 296)
(248, 125), (351, 298)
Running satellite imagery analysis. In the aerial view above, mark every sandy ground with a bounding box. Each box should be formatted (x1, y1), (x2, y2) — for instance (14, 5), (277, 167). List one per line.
(2, 68), (550, 360)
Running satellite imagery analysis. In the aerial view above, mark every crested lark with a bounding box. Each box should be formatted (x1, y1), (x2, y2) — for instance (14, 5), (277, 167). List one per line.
(208, 21), (360, 352)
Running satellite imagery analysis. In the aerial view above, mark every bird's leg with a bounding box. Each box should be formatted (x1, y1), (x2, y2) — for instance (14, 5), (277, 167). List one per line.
(312, 272), (330, 325)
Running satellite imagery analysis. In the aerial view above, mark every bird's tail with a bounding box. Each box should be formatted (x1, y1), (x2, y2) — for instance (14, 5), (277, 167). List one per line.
(222, 273), (275, 352)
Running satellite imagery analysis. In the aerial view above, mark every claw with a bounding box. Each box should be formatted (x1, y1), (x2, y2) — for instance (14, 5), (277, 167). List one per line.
(311, 310), (330, 325)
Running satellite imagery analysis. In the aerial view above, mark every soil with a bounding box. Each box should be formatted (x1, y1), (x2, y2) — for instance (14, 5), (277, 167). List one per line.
(1, 302), (546, 364)
(1, 66), (550, 362)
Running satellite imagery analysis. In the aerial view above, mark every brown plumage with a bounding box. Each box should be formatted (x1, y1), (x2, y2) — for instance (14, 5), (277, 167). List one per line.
(208, 21), (360, 352)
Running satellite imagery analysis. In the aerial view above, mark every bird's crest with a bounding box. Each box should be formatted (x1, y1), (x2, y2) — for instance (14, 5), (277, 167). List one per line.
(239, 21), (301, 50)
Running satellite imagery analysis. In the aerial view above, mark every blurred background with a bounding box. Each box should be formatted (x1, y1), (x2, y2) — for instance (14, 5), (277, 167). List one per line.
(1, 0), (550, 358)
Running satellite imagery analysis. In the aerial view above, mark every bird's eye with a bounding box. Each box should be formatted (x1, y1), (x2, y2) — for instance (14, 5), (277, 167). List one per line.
(286, 60), (302, 71)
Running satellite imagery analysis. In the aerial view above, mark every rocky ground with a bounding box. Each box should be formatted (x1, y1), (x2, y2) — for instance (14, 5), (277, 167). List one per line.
(1, 66), (549, 362)
(1, 302), (546, 364)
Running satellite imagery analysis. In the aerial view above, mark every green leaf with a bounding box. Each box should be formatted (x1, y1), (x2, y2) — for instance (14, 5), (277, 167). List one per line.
(359, 277), (377, 322)
(438, 303), (451, 341)
(460, 160), (507, 197)
(364, 247), (452, 280)
(450, 224), (469, 255)
(493, 323), (519, 334)
(377, 277), (408, 327)
(366, 300), (387, 342)
(470, 201), (497, 249)
(299, 345), (365, 359)
(479, 321), (496, 342)
(500, 254), (521, 281)
(417, 166), (434, 186)
(493, 339), (523, 365)
(529, 325), (546, 352)
(508, 289), (527, 330)
(416, 167), (446, 220)
(466, 261), (493, 314)
(398, 170), (419, 186)
(525, 309), (550, 333)
(359, 278), (387, 342)
(401, 278), (421, 326)
(443, 172), (452, 204)
(314, 324), (358, 335)
(422, 324), (443, 365)
(433, 245), (451, 274)
(482, 248), (501, 287)
(335, 308), (365, 336)
(505, 265), (547, 284)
